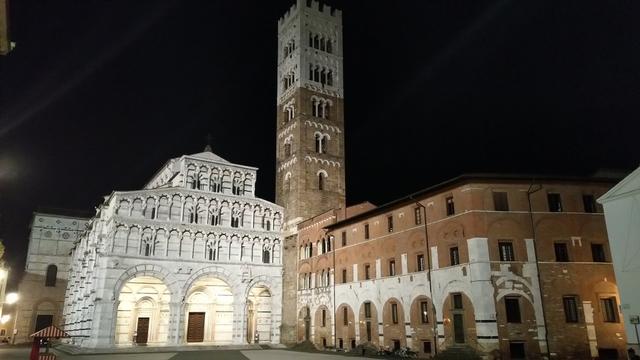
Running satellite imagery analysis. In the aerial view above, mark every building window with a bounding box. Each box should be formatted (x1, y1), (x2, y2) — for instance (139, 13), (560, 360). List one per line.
(452, 294), (463, 310)
(364, 224), (370, 239)
(322, 309), (326, 327)
(449, 246), (460, 266)
(387, 215), (393, 232)
(547, 193), (563, 212)
(45, 264), (57, 287)
(499, 242), (515, 261)
(391, 303), (399, 324)
(364, 302), (372, 318)
(318, 172), (326, 190)
(509, 342), (526, 359)
(583, 194), (596, 213)
(414, 207), (422, 225)
(591, 243), (606, 262)
(563, 296), (579, 323)
(505, 297), (522, 323)
(366, 321), (372, 341)
(423, 341), (432, 354)
(343, 307), (348, 326)
(389, 259), (396, 276)
(420, 301), (429, 323)
(262, 248), (271, 264)
(284, 142), (291, 157)
(554, 242), (570, 262)
(144, 243), (152, 256)
(342, 269), (347, 283)
(493, 191), (509, 211)
(417, 254), (425, 272)
(446, 196), (455, 216)
(364, 264), (371, 280)
(601, 297), (618, 322)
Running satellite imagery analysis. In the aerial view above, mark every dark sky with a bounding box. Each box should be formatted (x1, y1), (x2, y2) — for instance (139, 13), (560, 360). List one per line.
(1, 1), (638, 288)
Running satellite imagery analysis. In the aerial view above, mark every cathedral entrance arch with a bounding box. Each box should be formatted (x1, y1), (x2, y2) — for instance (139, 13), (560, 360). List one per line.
(184, 277), (234, 344)
(246, 284), (272, 343)
(114, 276), (170, 346)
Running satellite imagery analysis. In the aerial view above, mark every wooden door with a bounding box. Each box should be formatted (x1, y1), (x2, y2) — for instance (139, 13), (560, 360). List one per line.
(453, 313), (465, 344)
(187, 312), (205, 342)
(136, 317), (149, 344)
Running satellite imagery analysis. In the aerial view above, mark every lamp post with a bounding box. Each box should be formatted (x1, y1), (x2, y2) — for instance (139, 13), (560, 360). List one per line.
(527, 182), (551, 360)
(414, 200), (437, 356)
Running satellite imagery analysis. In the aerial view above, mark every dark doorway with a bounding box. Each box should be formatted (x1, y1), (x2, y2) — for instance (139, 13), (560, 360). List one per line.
(187, 312), (205, 342)
(453, 313), (465, 344)
(393, 340), (401, 350)
(304, 312), (311, 341)
(510, 342), (526, 359)
(136, 317), (149, 344)
(34, 315), (53, 332)
(598, 348), (619, 359)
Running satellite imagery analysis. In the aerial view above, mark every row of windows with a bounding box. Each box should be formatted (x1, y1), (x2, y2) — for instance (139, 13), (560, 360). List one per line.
(308, 64), (334, 86)
(282, 133), (332, 158)
(281, 97), (333, 124)
(308, 32), (333, 53)
(503, 295), (618, 323)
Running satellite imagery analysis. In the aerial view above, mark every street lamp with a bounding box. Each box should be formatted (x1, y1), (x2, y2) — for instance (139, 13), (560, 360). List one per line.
(5, 292), (18, 305)
(0, 314), (9, 324)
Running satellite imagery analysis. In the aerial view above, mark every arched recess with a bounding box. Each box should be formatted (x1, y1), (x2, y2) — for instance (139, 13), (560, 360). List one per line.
(335, 303), (356, 351)
(358, 301), (379, 346)
(245, 284), (272, 344)
(183, 277), (234, 344)
(382, 298), (406, 349)
(495, 292), (539, 358)
(314, 305), (331, 348)
(409, 295), (436, 354)
(114, 276), (171, 345)
(441, 291), (477, 349)
(298, 306), (311, 342)
(32, 299), (58, 333)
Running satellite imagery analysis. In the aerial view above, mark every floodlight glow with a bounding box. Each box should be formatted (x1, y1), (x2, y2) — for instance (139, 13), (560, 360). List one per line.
(5, 292), (18, 305)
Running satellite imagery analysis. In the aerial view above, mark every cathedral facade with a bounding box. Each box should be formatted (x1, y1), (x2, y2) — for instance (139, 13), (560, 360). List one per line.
(63, 151), (284, 347)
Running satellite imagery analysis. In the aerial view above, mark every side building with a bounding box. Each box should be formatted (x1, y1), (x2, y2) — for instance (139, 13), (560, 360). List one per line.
(13, 211), (90, 344)
(598, 166), (640, 354)
(63, 150), (284, 348)
(296, 174), (626, 359)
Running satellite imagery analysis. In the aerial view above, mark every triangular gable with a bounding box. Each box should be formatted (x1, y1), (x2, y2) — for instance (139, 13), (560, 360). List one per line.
(187, 151), (230, 164)
(598, 166), (640, 203)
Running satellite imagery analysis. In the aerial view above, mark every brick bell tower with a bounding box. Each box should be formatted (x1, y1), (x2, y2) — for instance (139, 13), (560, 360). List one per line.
(275, 0), (346, 232)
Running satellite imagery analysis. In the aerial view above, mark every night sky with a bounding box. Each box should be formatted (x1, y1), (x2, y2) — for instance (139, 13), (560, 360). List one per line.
(0, 1), (638, 289)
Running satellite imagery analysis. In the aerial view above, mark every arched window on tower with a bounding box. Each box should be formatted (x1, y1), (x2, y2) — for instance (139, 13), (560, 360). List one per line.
(315, 133), (323, 153)
(45, 264), (57, 287)
(327, 39), (332, 53)
(327, 71), (333, 86)
(284, 139), (292, 157)
(318, 171), (327, 191)
(321, 135), (328, 154)
(309, 64), (314, 81)
(308, 32), (313, 47)
(314, 67), (320, 82)
(320, 69), (326, 85)
(313, 34), (319, 49)
(320, 37), (326, 51)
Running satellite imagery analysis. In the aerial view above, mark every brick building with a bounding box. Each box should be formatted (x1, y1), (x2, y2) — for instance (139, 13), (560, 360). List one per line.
(291, 174), (626, 358)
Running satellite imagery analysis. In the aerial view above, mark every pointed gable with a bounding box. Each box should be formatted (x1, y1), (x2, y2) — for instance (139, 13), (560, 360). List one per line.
(598, 166), (640, 203)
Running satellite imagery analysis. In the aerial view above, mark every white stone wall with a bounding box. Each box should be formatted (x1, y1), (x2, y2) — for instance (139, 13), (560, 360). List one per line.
(63, 151), (284, 348)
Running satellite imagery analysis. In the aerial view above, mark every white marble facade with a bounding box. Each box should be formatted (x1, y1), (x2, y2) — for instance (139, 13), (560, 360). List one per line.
(63, 151), (284, 348)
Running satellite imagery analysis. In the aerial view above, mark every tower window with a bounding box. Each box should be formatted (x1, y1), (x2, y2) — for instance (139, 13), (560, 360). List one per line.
(322, 309), (326, 327)
(284, 142), (292, 157)
(446, 196), (455, 216)
(387, 215), (393, 232)
(318, 172), (326, 190)
(326, 39), (333, 53)
(343, 307), (348, 325)
(364, 224), (370, 239)
(341, 231), (346, 246)
(547, 193), (563, 212)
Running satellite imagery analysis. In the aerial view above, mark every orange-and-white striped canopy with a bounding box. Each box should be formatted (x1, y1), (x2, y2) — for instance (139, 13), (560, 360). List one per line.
(30, 326), (70, 338)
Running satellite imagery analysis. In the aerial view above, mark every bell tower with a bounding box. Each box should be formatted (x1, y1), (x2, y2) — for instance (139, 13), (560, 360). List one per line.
(275, 0), (346, 231)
